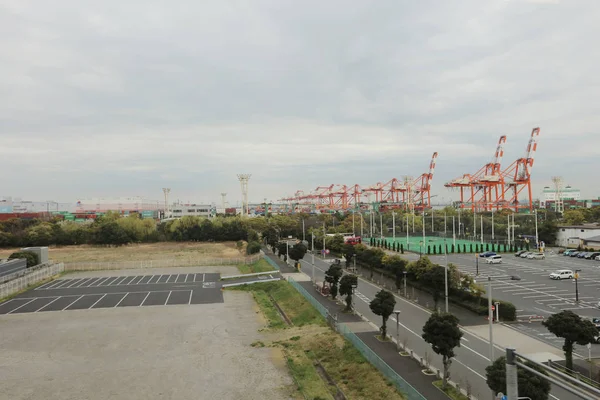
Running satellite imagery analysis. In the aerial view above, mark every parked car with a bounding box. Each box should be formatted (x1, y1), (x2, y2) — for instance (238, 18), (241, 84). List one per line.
(585, 252), (600, 259)
(515, 250), (527, 257)
(479, 251), (497, 258)
(549, 269), (574, 280)
(596, 255), (600, 261)
(486, 255), (502, 264)
(527, 252), (545, 260)
(570, 251), (580, 257)
(577, 252), (589, 258)
(563, 249), (577, 256)
(520, 252), (533, 258)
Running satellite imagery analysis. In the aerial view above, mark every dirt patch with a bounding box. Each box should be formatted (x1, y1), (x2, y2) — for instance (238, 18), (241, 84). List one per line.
(0, 242), (245, 263)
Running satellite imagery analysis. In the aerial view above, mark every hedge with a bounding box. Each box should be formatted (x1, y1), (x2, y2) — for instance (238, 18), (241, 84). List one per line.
(8, 251), (39, 268)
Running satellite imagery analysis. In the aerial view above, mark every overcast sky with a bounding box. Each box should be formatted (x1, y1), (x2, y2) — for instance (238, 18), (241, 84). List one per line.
(1, 0), (599, 205)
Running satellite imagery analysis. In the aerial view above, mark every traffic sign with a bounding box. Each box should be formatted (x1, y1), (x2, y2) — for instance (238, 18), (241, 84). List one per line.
(491, 305), (495, 311)
(575, 272), (580, 279)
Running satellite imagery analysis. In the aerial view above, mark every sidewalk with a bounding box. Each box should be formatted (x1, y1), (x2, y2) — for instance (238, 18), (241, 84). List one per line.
(285, 272), (450, 399)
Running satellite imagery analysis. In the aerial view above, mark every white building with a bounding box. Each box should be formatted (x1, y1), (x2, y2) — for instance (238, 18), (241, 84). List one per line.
(76, 197), (161, 213)
(555, 224), (600, 248)
(169, 203), (215, 218)
(0, 197), (75, 213)
(541, 185), (581, 201)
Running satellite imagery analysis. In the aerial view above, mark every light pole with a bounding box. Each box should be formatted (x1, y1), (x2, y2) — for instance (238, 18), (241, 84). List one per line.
(575, 269), (581, 303)
(403, 271), (407, 298)
(488, 276), (494, 363)
(495, 301), (500, 322)
(393, 310), (401, 352)
(452, 215), (456, 247)
(444, 238), (449, 313)
(422, 212), (425, 245)
(322, 222), (326, 260)
(419, 240), (423, 259)
(534, 209), (539, 249)
(406, 215), (409, 250)
(380, 212), (383, 239)
(353, 253), (357, 273)
(287, 235), (292, 266)
(491, 209), (495, 241)
(302, 218), (305, 242)
(311, 234), (315, 283)
(351, 281), (358, 312)
(480, 214), (484, 244)
(392, 211), (396, 244)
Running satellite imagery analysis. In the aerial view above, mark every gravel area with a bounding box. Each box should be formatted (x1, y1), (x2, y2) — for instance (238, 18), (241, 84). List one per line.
(0, 291), (293, 400)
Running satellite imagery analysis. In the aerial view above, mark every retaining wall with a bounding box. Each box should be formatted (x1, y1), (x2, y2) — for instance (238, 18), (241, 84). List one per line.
(0, 263), (64, 299)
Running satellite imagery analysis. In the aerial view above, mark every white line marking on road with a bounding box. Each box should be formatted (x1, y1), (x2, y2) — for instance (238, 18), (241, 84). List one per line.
(148, 275), (156, 283)
(114, 277), (127, 285)
(63, 279), (81, 288)
(95, 277), (109, 286)
(89, 294), (107, 308)
(73, 278), (91, 288)
(62, 295), (84, 310)
(184, 274), (190, 283)
(202, 273), (205, 282)
(188, 290), (193, 305)
(7, 298), (37, 313)
(140, 292), (151, 306)
(115, 293), (129, 307)
(166, 275), (174, 283)
(44, 280), (65, 289)
(35, 281), (55, 290)
(165, 291), (172, 305)
(86, 278), (101, 287)
(35, 297), (60, 312)
(193, 274), (197, 282)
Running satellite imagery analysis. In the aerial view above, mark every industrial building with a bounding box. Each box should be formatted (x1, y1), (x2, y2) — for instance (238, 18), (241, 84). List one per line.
(556, 224), (600, 248)
(0, 197), (74, 213)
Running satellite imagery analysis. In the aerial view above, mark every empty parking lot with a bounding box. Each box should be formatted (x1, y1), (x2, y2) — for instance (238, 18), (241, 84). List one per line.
(0, 272), (223, 315)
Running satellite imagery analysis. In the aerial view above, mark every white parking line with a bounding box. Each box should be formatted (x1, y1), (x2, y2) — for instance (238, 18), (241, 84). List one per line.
(43, 280), (66, 289)
(166, 275), (174, 283)
(35, 281), (56, 290)
(35, 297), (61, 312)
(94, 277), (109, 286)
(114, 277), (128, 285)
(165, 291), (172, 305)
(188, 290), (193, 305)
(130, 276), (142, 285)
(148, 275), (156, 283)
(62, 295), (84, 310)
(114, 293), (129, 307)
(7, 299), (37, 313)
(193, 274), (197, 282)
(202, 274), (205, 282)
(74, 278), (93, 288)
(63, 279), (83, 288)
(522, 294), (553, 299)
(140, 292), (151, 306)
(86, 278), (101, 287)
(89, 294), (107, 308)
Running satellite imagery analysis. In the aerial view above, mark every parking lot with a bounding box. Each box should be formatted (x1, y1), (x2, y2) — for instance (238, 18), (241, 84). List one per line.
(0, 272), (222, 315)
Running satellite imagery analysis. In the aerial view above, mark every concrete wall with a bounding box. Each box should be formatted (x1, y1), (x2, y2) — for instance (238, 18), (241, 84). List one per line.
(0, 263), (64, 299)
(556, 227), (600, 247)
(0, 259), (27, 278)
(64, 254), (262, 271)
(21, 247), (49, 264)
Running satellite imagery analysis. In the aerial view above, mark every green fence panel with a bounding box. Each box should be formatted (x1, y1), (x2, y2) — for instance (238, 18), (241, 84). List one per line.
(263, 255), (280, 271)
(287, 277), (427, 400)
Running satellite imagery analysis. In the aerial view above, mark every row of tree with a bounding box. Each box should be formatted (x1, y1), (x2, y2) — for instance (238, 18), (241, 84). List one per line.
(370, 237), (528, 254)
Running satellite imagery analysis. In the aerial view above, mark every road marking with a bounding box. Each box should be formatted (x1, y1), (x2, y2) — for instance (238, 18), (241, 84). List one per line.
(202, 274), (205, 282)
(44, 280), (66, 289)
(188, 290), (193, 305)
(86, 278), (101, 287)
(7, 298), (37, 313)
(89, 294), (107, 308)
(166, 275), (174, 283)
(55, 279), (76, 289)
(148, 275), (156, 283)
(62, 295), (84, 310)
(193, 274), (197, 282)
(165, 291), (172, 305)
(95, 277), (109, 286)
(35, 297), (61, 312)
(114, 293), (129, 307)
(35, 281), (56, 290)
(73, 278), (91, 288)
(140, 292), (151, 306)
(114, 277), (128, 285)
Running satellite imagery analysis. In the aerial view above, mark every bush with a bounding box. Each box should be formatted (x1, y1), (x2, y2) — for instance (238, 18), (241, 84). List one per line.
(433, 246), (437, 255)
(497, 300), (517, 321)
(400, 243), (404, 254)
(457, 244), (461, 253)
(463, 244), (467, 253)
(427, 245), (431, 254)
(246, 241), (262, 255)
(486, 243), (489, 251)
(8, 251), (39, 268)
(470, 244), (473, 253)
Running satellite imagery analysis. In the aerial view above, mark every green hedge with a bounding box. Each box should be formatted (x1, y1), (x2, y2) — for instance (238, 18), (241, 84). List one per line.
(8, 251), (39, 268)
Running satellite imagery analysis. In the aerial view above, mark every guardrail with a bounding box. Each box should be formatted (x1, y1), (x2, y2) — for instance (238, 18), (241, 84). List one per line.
(287, 277), (427, 400)
(0, 259), (27, 278)
(221, 270), (278, 280)
(0, 263), (64, 299)
(221, 277), (281, 288)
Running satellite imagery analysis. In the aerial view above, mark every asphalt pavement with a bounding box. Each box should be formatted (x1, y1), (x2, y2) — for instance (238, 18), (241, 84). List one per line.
(301, 254), (578, 400)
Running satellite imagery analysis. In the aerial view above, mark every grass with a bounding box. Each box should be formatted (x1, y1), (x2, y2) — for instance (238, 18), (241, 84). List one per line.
(236, 259), (277, 274)
(0, 242), (245, 263)
(433, 380), (469, 400)
(230, 280), (406, 400)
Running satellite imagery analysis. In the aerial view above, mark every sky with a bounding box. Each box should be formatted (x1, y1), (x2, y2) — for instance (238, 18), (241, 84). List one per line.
(1, 0), (599, 205)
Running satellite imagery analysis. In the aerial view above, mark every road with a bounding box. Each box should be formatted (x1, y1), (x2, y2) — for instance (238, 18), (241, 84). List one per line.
(300, 255), (577, 400)
(419, 250), (600, 358)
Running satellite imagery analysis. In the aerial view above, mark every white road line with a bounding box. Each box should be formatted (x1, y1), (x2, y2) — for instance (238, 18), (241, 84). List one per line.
(140, 292), (151, 306)
(193, 274), (197, 282)
(202, 273), (205, 282)
(166, 275), (174, 283)
(62, 295), (84, 310)
(71, 278), (89, 288)
(35, 281), (55, 290)
(35, 297), (61, 312)
(114, 293), (129, 307)
(89, 294), (107, 309)
(148, 275), (156, 283)
(157, 274), (163, 283)
(8, 298), (37, 313)
(522, 294), (553, 299)
(130, 276), (142, 285)
(64, 279), (83, 288)
(95, 277), (109, 286)
(184, 274), (189, 283)
(44, 280), (66, 289)
(165, 291), (172, 305)
(86, 278), (101, 287)
(115, 277), (128, 285)
(56, 280), (76, 289)
(188, 290), (193, 305)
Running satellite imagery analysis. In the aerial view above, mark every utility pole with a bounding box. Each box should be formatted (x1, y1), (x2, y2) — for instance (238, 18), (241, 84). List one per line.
(302, 218), (305, 242)
(352, 211), (355, 236)
(511, 214), (515, 247)
(394, 310), (401, 352)
(458, 210), (461, 238)
(575, 269), (581, 303)
(488, 276), (494, 363)
(506, 348), (518, 400)
(392, 211), (396, 243)
(491, 209), (495, 241)
(406, 214), (409, 249)
(534, 209), (539, 248)
(422, 212), (425, 245)
(444, 238), (449, 313)
(323, 222), (326, 260)
(444, 213), (447, 236)
(452, 215), (456, 247)
(473, 212), (477, 240)
(311, 234), (315, 283)
(379, 212), (383, 239)
(480, 214), (484, 244)
(507, 214), (511, 247)
(431, 209), (434, 232)
(360, 211), (363, 238)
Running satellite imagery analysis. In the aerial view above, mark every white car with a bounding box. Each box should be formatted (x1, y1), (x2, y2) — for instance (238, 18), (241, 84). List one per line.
(527, 252), (545, 260)
(549, 269), (574, 280)
(596, 255), (600, 261)
(486, 255), (502, 264)
(520, 252), (532, 258)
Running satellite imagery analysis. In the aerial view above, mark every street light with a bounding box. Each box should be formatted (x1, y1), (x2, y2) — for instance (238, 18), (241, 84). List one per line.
(393, 310), (401, 352)
(444, 238), (449, 313)
(403, 271), (408, 298)
(575, 269), (581, 303)
(351, 281), (358, 312)
(419, 240), (423, 259)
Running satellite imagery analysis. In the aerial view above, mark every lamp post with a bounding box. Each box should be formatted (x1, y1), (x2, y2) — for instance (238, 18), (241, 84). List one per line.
(403, 271), (407, 298)
(392, 211), (396, 243)
(419, 240), (423, 259)
(311, 234), (315, 283)
(393, 310), (401, 352)
(351, 281), (358, 312)
(287, 235), (292, 266)
(444, 238), (449, 313)
(575, 269), (581, 303)
(353, 253), (357, 273)
(495, 301), (500, 322)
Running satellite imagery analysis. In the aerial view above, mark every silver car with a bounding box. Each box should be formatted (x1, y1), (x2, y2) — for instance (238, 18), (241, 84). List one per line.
(527, 252), (545, 260)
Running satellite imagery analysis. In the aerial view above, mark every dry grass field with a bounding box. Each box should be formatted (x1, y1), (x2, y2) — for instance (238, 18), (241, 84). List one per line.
(0, 242), (247, 263)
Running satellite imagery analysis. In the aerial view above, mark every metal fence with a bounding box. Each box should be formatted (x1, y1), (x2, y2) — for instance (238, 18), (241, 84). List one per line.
(262, 254), (281, 271)
(287, 277), (427, 400)
(63, 254), (262, 271)
(0, 263), (64, 299)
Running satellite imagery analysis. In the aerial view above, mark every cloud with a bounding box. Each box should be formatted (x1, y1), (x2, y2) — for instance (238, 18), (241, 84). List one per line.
(0, 0), (599, 204)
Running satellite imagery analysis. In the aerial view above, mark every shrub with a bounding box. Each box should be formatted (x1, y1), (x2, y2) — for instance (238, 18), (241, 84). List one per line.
(246, 241), (262, 255)
(451, 244), (455, 253)
(486, 243), (490, 252)
(400, 243), (404, 254)
(497, 301), (517, 321)
(433, 246), (437, 255)
(427, 245), (431, 254)
(8, 251), (39, 268)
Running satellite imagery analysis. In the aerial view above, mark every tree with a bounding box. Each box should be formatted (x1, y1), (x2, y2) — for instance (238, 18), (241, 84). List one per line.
(339, 274), (358, 312)
(94, 221), (129, 246)
(451, 244), (455, 253)
(324, 264), (343, 299)
(563, 209), (585, 225)
(422, 312), (463, 389)
(289, 243), (308, 262)
(542, 310), (599, 370)
(276, 242), (288, 258)
(421, 266), (445, 310)
(369, 289), (396, 340)
(486, 356), (551, 400)
(246, 241), (261, 255)
(400, 243), (404, 254)
(470, 243), (473, 253)
(8, 251), (39, 267)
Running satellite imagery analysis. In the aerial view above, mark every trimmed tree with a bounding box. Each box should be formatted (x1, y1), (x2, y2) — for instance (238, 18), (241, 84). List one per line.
(325, 264), (343, 299)
(486, 356), (551, 400)
(470, 243), (473, 253)
(422, 266), (446, 310)
(427, 245), (431, 254)
(433, 245), (437, 255)
(369, 289), (396, 340)
(8, 251), (39, 268)
(463, 244), (467, 253)
(339, 274), (358, 312)
(400, 243), (404, 254)
(422, 312), (463, 389)
(542, 310), (599, 370)
(451, 244), (455, 253)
